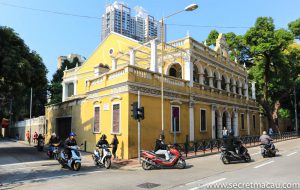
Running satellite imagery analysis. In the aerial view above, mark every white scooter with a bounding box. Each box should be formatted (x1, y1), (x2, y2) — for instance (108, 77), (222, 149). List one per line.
(92, 144), (112, 169)
(59, 145), (82, 171)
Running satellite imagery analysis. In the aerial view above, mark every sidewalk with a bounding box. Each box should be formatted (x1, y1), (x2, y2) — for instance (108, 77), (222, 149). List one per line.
(8, 138), (142, 171)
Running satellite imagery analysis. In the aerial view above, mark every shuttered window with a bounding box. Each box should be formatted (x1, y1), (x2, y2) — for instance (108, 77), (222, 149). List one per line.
(112, 104), (120, 133)
(93, 106), (100, 133)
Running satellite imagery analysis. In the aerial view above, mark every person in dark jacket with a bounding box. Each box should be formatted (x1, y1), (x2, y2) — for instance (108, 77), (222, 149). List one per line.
(111, 134), (119, 160)
(97, 134), (109, 158)
(64, 132), (77, 159)
(154, 134), (170, 161)
(223, 131), (240, 156)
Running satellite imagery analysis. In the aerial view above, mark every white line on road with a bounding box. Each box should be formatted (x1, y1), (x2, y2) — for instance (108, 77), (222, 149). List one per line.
(287, 152), (297, 157)
(251, 151), (261, 156)
(0, 160), (56, 167)
(254, 160), (274, 169)
(188, 178), (226, 190)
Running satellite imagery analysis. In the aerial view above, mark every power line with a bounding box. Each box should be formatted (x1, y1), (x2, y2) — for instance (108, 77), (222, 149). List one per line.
(0, 2), (101, 20)
(167, 23), (251, 29)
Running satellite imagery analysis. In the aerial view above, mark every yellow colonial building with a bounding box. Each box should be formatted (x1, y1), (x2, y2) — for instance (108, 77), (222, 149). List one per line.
(45, 32), (260, 159)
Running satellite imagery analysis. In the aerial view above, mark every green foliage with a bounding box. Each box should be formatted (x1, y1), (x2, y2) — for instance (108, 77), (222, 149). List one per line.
(205, 30), (219, 46)
(0, 26), (48, 121)
(278, 108), (290, 119)
(288, 18), (300, 40)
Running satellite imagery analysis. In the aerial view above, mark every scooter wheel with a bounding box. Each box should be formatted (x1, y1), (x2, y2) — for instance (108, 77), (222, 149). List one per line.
(244, 154), (251, 162)
(104, 158), (111, 169)
(176, 158), (186, 169)
(221, 156), (230, 164)
(142, 160), (152, 170)
(73, 162), (81, 171)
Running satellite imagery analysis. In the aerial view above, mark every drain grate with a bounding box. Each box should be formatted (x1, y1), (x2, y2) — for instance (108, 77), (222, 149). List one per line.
(137, 182), (160, 189)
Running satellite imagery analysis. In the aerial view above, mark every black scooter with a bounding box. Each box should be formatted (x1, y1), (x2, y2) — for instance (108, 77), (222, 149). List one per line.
(220, 143), (251, 164)
(260, 143), (277, 158)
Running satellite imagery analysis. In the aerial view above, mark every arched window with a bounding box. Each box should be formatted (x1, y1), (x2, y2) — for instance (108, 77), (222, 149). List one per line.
(213, 72), (218, 88)
(169, 63), (182, 78)
(193, 64), (199, 83)
(221, 75), (226, 90)
(203, 69), (209, 86)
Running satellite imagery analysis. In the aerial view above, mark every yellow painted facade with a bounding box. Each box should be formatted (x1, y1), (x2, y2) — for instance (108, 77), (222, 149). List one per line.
(45, 32), (260, 159)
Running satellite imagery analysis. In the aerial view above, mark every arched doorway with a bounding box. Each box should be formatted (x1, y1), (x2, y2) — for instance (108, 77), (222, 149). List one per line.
(222, 111), (231, 132)
(221, 75), (226, 90)
(169, 63), (182, 78)
(193, 64), (199, 83)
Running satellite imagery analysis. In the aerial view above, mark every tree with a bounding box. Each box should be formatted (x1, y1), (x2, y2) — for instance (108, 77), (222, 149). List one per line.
(245, 17), (294, 132)
(288, 18), (300, 40)
(205, 30), (219, 46)
(48, 57), (81, 104)
(0, 26), (48, 123)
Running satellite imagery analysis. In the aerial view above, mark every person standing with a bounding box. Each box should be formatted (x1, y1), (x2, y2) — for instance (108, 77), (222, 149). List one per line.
(26, 130), (30, 144)
(111, 134), (119, 160)
(33, 132), (38, 144)
(222, 127), (228, 139)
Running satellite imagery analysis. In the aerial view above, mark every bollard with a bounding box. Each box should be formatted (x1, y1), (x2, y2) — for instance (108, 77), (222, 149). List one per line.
(84, 140), (87, 152)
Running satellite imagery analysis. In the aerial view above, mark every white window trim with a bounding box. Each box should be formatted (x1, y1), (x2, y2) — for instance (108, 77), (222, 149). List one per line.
(171, 105), (181, 133)
(200, 108), (207, 132)
(241, 113), (245, 130)
(111, 102), (121, 135)
(252, 114), (256, 129)
(93, 105), (101, 134)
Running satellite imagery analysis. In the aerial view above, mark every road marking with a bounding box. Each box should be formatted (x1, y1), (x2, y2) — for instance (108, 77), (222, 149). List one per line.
(0, 160), (56, 167)
(251, 151), (261, 156)
(1, 170), (105, 187)
(188, 178), (226, 190)
(287, 152), (297, 157)
(254, 160), (274, 169)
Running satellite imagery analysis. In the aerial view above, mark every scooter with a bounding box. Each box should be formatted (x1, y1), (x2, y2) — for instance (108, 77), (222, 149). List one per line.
(260, 143), (278, 158)
(58, 145), (82, 171)
(48, 143), (60, 159)
(220, 143), (251, 164)
(92, 144), (112, 169)
(141, 145), (186, 170)
(37, 138), (44, 151)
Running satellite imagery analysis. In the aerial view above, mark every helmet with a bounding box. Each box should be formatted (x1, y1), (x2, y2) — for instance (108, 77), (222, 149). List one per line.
(52, 133), (56, 137)
(69, 132), (76, 137)
(101, 134), (107, 140)
(263, 131), (267, 135)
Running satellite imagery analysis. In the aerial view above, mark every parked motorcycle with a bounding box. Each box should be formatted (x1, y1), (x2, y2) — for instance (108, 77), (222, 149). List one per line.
(47, 143), (60, 159)
(37, 138), (44, 151)
(260, 143), (278, 158)
(92, 144), (112, 169)
(220, 143), (251, 164)
(141, 145), (186, 170)
(58, 145), (82, 171)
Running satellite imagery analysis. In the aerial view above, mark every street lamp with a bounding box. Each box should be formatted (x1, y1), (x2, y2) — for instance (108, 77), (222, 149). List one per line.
(160, 4), (198, 135)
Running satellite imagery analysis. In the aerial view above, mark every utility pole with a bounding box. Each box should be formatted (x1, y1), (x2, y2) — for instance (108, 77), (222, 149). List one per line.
(29, 88), (32, 144)
(9, 98), (12, 136)
(294, 87), (298, 135)
(137, 90), (141, 163)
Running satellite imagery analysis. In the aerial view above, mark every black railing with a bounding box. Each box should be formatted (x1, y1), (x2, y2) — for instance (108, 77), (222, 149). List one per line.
(175, 131), (298, 158)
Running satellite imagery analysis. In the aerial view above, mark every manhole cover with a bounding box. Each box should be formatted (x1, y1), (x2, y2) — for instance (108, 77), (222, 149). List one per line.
(137, 182), (160, 189)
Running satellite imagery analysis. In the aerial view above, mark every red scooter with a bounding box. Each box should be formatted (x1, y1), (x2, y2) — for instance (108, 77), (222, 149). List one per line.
(141, 145), (186, 170)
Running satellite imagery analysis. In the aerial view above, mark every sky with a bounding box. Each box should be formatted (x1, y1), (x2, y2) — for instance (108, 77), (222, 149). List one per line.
(0, 0), (299, 80)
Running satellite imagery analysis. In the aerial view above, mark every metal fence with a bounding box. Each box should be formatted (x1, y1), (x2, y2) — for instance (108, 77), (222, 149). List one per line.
(176, 132), (298, 158)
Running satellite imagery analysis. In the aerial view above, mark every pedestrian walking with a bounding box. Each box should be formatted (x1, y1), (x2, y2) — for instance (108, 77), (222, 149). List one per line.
(33, 132), (38, 144)
(110, 134), (119, 160)
(222, 127), (228, 139)
(26, 130), (30, 144)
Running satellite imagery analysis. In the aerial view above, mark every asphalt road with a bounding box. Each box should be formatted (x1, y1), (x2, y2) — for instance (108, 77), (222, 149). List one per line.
(1, 138), (300, 190)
